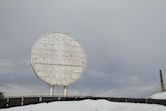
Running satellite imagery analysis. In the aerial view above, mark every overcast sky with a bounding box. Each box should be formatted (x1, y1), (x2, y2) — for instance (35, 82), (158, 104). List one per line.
(0, 0), (166, 97)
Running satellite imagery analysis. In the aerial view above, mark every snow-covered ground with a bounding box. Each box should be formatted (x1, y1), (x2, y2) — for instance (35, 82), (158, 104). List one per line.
(151, 91), (166, 99)
(1, 92), (166, 111)
(1, 99), (166, 111)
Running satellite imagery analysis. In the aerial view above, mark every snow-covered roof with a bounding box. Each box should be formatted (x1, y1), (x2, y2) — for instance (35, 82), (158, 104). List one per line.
(151, 92), (166, 99)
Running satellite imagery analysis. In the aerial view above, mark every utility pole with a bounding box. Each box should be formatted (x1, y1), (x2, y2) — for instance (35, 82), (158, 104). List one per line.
(160, 69), (165, 92)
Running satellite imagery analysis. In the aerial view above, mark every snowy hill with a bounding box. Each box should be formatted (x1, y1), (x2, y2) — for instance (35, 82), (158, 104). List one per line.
(151, 92), (166, 99)
(1, 99), (166, 111)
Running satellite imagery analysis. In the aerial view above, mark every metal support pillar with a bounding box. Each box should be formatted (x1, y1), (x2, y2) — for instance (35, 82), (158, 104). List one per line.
(160, 69), (165, 92)
(64, 86), (68, 97)
(49, 85), (54, 97)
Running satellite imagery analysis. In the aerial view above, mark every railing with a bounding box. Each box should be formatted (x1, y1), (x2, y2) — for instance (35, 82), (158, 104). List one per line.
(0, 96), (166, 109)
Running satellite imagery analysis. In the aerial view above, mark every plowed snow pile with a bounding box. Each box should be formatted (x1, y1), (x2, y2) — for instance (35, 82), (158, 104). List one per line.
(1, 99), (166, 111)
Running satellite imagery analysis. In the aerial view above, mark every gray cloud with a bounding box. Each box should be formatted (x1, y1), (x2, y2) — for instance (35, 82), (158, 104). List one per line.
(0, 0), (166, 97)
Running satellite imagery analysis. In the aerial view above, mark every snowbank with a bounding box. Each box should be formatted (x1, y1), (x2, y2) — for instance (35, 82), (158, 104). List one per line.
(1, 99), (166, 111)
(151, 92), (166, 99)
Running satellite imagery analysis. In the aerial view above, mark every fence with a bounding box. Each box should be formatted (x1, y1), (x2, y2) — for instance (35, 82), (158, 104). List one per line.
(0, 96), (166, 109)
